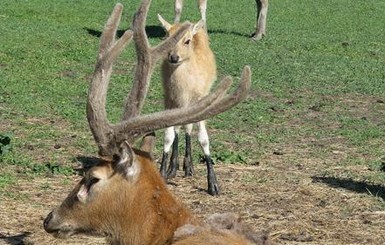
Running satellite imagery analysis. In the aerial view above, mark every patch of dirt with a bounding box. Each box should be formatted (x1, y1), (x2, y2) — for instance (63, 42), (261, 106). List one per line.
(1, 159), (384, 244)
(1, 94), (385, 244)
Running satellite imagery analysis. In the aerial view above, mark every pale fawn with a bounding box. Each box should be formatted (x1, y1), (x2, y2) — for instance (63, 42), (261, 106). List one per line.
(158, 14), (219, 195)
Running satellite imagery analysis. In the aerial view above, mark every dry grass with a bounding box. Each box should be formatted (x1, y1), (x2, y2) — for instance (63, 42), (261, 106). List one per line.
(1, 95), (385, 244)
(1, 158), (384, 244)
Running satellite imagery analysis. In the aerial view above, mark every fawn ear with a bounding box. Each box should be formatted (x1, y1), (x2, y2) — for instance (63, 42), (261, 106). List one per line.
(158, 14), (172, 31)
(192, 19), (205, 35)
(113, 141), (140, 179)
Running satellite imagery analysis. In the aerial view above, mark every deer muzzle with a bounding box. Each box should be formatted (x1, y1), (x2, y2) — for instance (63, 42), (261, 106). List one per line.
(43, 210), (74, 238)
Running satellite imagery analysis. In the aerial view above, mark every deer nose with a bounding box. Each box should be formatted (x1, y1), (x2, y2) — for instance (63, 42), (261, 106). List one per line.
(169, 54), (179, 64)
(43, 211), (54, 233)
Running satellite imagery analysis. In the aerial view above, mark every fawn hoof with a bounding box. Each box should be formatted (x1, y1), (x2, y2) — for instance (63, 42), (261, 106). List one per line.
(166, 170), (177, 179)
(183, 156), (194, 177)
(166, 167), (177, 179)
(184, 166), (193, 177)
(166, 155), (178, 179)
(207, 182), (220, 196)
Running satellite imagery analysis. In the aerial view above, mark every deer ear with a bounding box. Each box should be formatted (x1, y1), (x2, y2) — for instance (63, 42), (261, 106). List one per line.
(158, 14), (172, 31)
(192, 19), (205, 35)
(113, 141), (140, 179)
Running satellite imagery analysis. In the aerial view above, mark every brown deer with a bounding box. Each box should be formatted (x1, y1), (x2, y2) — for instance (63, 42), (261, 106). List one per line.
(43, 142), (271, 245)
(43, 0), (260, 244)
(173, 0), (269, 40)
(157, 15), (219, 195)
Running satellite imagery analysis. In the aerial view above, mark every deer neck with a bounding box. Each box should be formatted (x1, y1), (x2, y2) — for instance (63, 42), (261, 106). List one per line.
(106, 153), (197, 245)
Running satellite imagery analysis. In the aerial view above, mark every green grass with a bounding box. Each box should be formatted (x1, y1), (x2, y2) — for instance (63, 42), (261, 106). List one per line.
(1, 0), (385, 192)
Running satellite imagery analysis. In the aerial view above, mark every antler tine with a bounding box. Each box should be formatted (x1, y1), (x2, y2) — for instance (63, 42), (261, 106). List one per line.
(122, 0), (191, 121)
(87, 1), (251, 156)
(112, 66), (251, 143)
(87, 3), (133, 157)
(99, 3), (123, 55)
(151, 23), (191, 62)
(196, 66), (252, 116)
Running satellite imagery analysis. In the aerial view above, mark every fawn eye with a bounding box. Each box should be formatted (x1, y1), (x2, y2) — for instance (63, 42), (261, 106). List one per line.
(184, 39), (191, 45)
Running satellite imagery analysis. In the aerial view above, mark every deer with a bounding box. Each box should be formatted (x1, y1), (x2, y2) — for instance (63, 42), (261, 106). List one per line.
(157, 14), (219, 195)
(43, 142), (271, 245)
(42, 0), (259, 244)
(173, 0), (268, 40)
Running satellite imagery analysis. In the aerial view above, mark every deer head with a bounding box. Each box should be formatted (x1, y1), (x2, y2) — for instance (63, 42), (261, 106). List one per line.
(158, 14), (206, 65)
(44, 0), (251, 243)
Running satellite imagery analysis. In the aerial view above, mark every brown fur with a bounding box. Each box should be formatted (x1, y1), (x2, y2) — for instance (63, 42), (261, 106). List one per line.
(44, 149), (196, 245)
(173, 213), (271, 244)
(44, 146), (271, 245)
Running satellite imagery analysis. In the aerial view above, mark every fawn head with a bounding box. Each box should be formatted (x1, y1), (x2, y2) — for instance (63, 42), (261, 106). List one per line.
(158, 14), (205, 65)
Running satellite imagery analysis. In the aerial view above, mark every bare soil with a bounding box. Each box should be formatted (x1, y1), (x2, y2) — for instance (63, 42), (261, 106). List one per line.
(1, 94), (385, 244)
(1, 161), (384, 245)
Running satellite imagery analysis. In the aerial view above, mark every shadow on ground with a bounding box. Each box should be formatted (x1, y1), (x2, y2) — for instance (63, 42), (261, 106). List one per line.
(312, 176), (385, 200)
(0, 232), (30, 245)
(84, 25), (165, 39)
(84, 26), (253, 39)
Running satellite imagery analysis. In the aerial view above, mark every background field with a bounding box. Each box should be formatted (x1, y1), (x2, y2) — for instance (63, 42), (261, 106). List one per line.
(1, 0), (385, 244)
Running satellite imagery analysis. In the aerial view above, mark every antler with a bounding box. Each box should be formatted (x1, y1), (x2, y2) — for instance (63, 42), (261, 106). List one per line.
(87, 0), (251, 157)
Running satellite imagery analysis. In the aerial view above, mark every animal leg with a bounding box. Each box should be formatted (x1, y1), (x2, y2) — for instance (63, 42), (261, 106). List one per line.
(183, 123), (194, 177)
(198, 121), (219, 195)
(160, 127), (175, 178)
(174, 0), (184, 23)
(251, 0), (268, 41)
(167, 126), (180, 178)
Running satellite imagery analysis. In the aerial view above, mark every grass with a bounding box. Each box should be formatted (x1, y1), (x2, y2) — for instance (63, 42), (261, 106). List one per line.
(1, 0), (384, 182)
(0, 0), (385, 243)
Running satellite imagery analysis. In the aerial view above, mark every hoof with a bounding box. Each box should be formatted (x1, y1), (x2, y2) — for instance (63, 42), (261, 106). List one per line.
(207, 182), (220, 196)
(166, 168), (177, 179)
(250, 32), (264, 41)
(183, 156), (194, 177)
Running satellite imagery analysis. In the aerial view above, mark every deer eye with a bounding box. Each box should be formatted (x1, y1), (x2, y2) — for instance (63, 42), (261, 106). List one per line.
(77, 177), (100, 202)
(184, 39), (191, 45)
(87, 177), (100, 188)
(83, 177), (100, 194)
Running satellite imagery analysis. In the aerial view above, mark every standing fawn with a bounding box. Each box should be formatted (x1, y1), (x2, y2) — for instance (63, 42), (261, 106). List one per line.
(43, 1), (259, 244)
(157, 15), (219, 195)
(174, 0), (269, 40)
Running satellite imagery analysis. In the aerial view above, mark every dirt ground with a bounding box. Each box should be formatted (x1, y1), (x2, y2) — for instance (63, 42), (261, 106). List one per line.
(1, 95), (385, 244)
(1, 159), (384, 245)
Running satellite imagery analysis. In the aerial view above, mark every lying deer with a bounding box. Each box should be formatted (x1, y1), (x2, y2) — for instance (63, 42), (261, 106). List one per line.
(43, 0), (259, 244)
(157, 15), (219, 195)
(173, 0), (268, 40)
(44, 142), (270, 245)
